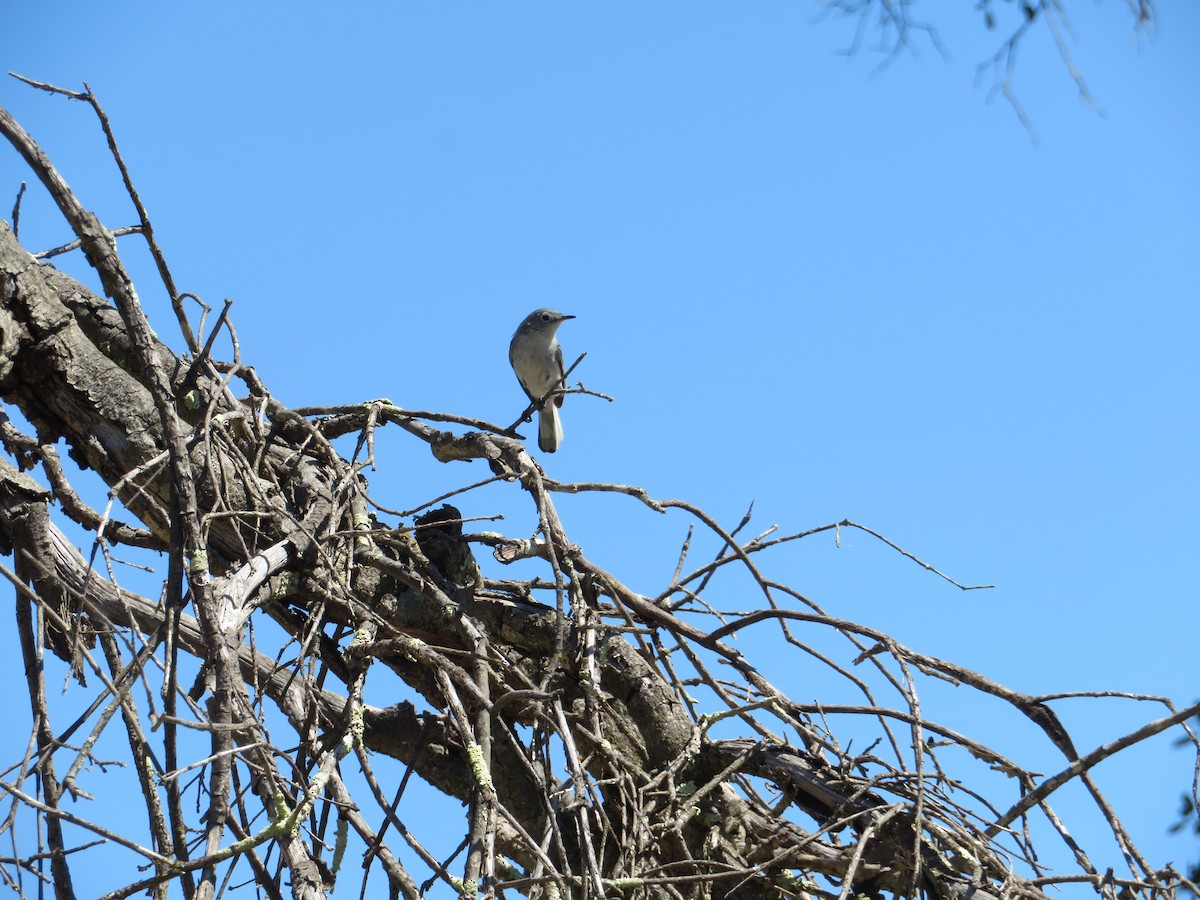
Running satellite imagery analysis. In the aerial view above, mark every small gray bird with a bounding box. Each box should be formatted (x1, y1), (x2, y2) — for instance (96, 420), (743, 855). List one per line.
(509, 308), (575, 453)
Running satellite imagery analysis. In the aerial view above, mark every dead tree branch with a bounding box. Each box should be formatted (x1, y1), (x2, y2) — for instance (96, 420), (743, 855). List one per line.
(0, 83), (1190, 900)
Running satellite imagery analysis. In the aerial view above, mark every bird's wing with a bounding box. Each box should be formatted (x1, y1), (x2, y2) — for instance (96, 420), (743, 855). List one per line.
(553, 342), (566, 408)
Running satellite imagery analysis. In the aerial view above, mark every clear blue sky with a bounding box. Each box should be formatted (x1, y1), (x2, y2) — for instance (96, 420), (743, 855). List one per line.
(2, 2), (1197, 895)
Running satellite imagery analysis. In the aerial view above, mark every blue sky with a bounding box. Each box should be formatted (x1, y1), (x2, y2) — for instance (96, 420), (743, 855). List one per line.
(2, 2), (1197, 895)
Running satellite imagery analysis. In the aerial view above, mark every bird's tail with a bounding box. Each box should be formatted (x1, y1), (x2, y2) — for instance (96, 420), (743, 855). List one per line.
(538, 403), (563, 453)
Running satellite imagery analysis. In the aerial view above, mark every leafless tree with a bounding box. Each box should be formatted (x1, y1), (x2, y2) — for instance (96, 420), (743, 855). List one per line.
(819, 0), (1157, 133)
(0, 77), (1195, 900)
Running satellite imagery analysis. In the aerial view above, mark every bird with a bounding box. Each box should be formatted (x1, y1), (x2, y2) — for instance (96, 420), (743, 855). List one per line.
(508, 308), (575, 452)
(414, 504), (480, 589)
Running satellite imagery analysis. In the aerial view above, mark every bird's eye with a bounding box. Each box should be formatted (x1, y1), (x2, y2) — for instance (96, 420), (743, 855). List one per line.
(540, 313), (552, 321)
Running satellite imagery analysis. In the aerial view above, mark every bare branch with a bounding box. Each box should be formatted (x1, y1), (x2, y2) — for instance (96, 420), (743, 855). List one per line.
(0, 77), (1187, 900)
